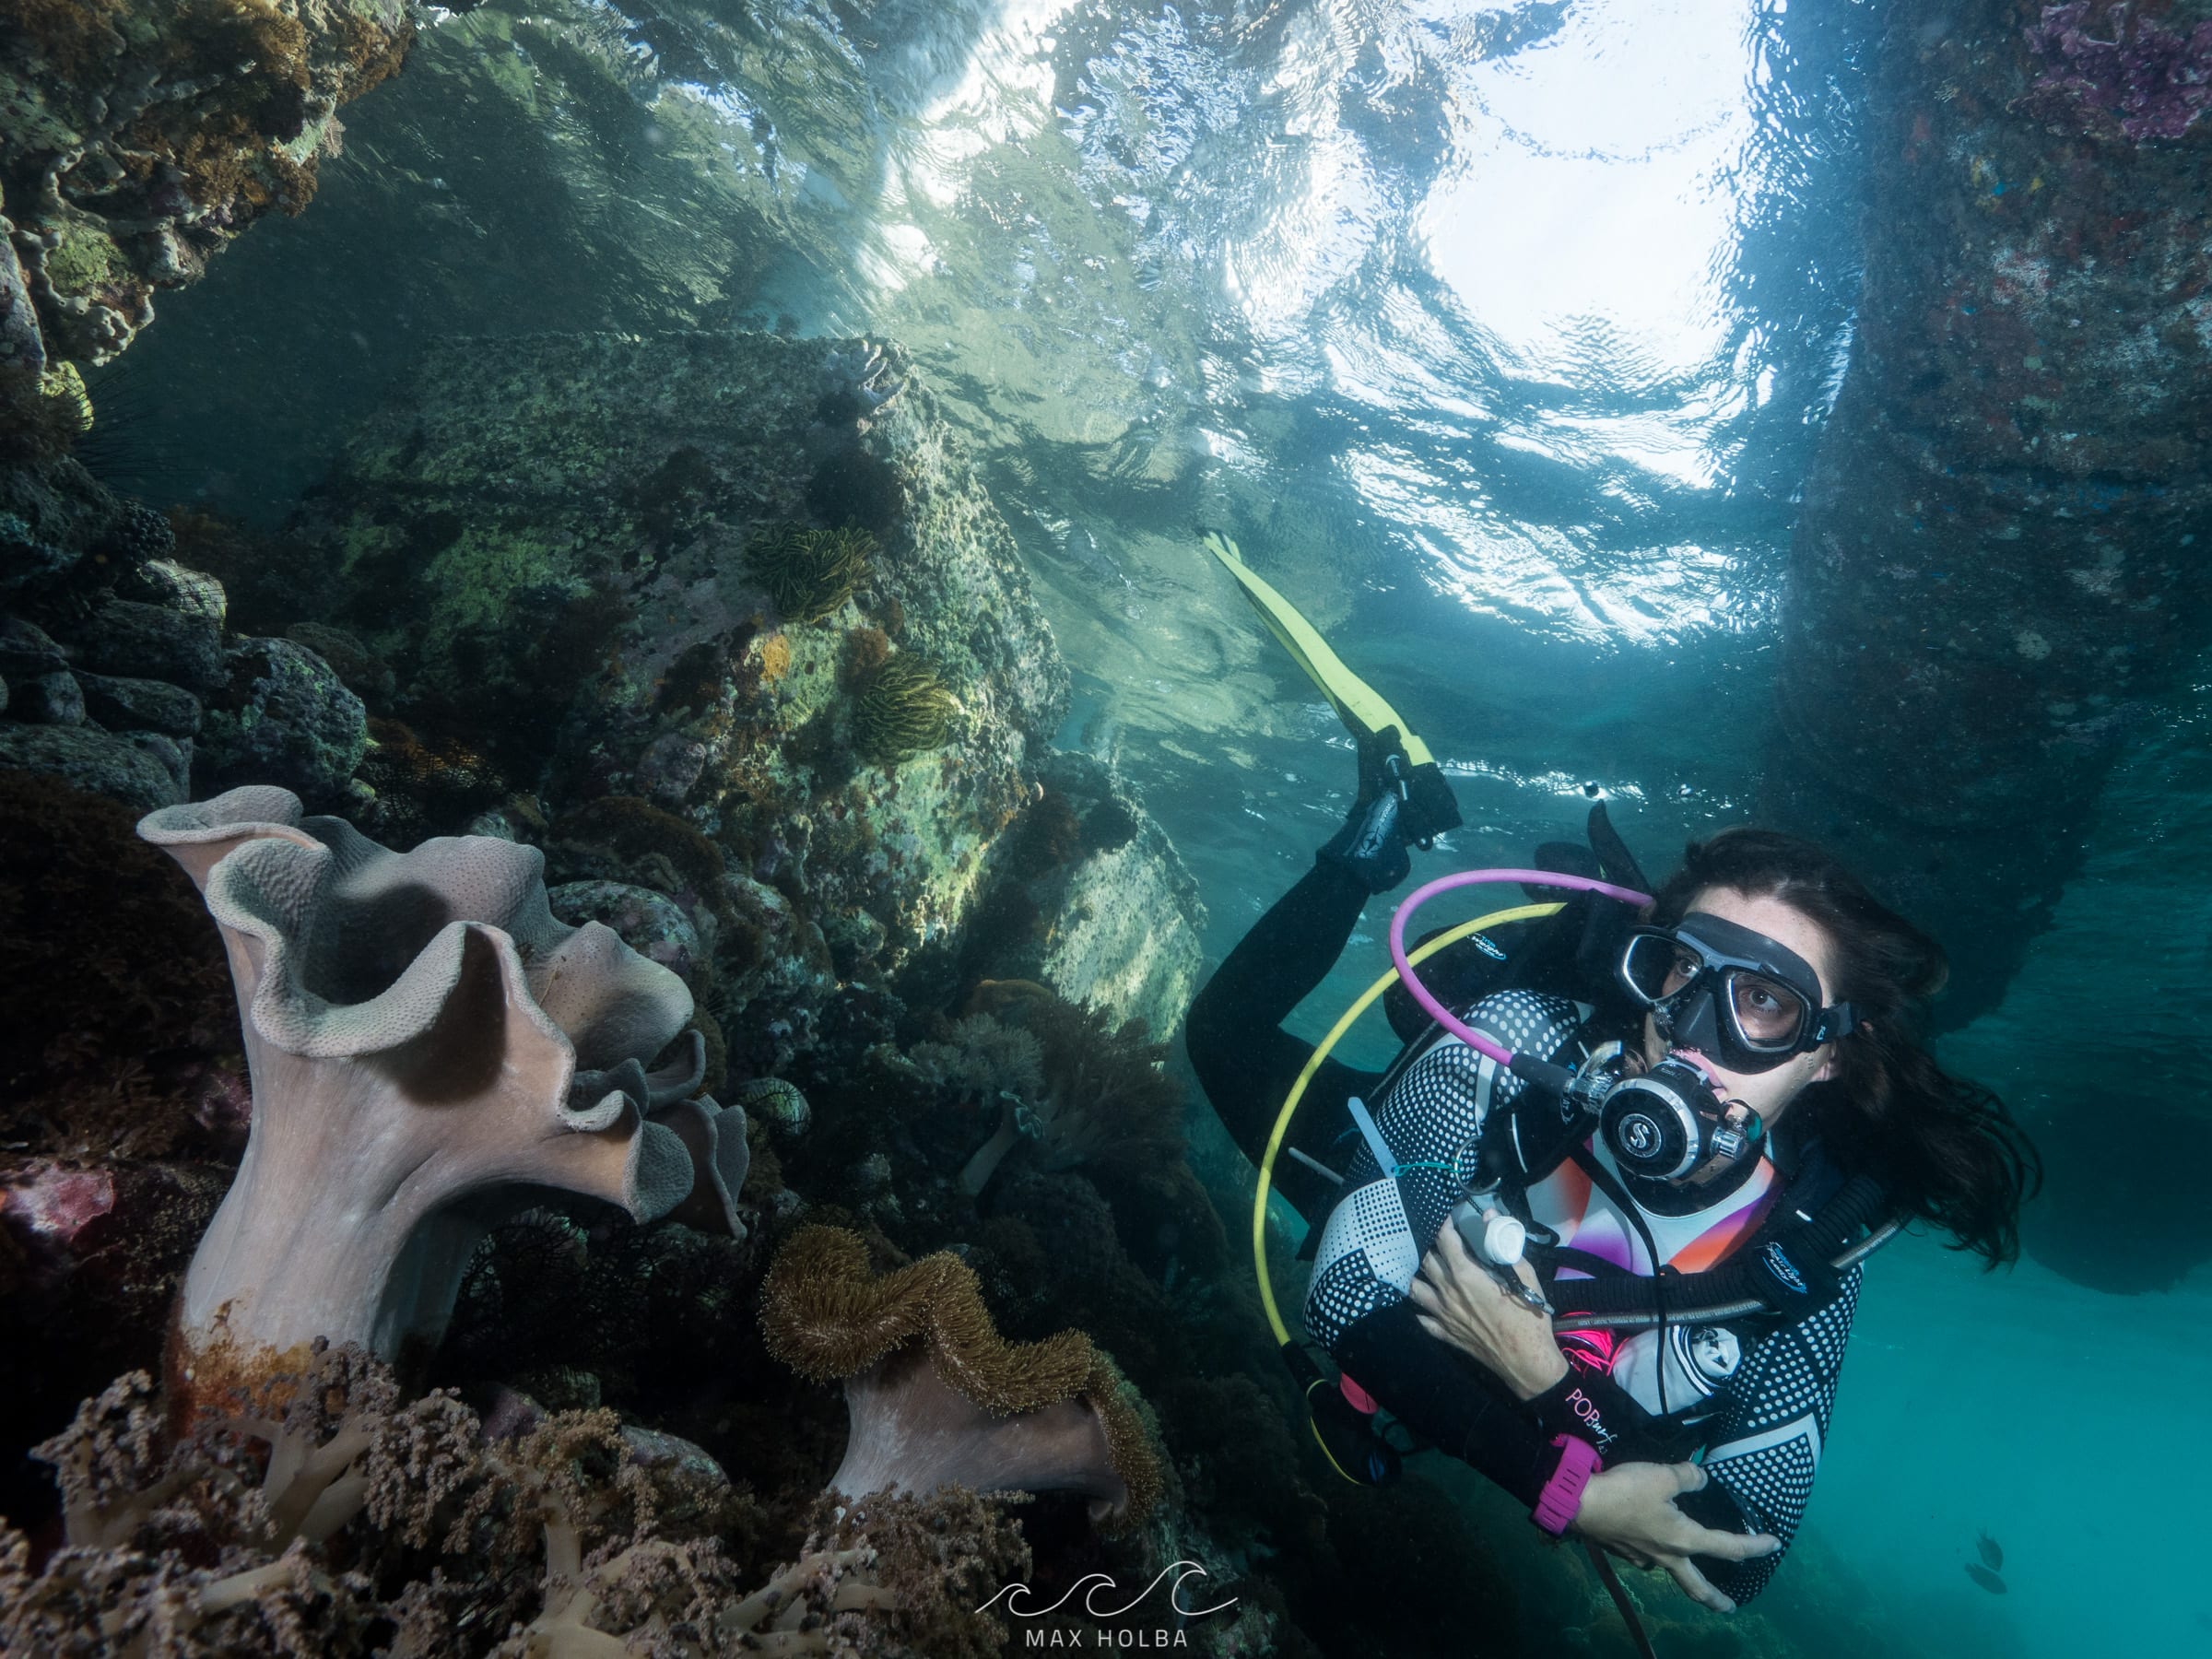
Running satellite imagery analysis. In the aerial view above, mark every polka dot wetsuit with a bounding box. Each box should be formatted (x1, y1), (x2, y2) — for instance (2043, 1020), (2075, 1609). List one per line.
(1187, 860), (1862, 1606)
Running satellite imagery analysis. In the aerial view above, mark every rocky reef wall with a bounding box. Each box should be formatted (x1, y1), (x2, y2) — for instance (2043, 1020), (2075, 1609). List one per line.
(239, 327), (1201, 1072)
(1764, 0), (2212, 1008)
(1761, 0), (2212, 1284)
(0, 0), (414, 442)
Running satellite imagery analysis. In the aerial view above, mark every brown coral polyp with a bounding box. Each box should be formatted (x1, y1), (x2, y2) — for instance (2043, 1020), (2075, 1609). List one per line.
(758, 1225), (1162, 1530)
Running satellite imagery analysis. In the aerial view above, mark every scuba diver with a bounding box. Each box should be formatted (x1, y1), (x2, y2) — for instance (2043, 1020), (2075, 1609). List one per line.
(1185, 535), (2041, 1623)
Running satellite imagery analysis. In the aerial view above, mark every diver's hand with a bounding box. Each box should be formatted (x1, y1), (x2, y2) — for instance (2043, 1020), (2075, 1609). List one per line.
(1568, 1462), (1779, 1614)
(1410, 1213), (1569, 1402)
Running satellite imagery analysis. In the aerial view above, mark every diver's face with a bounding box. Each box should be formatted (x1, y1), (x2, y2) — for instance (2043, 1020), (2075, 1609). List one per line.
(1638, 886), (1841, 1160)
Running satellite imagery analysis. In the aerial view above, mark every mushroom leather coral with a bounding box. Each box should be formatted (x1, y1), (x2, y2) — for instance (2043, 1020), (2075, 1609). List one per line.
(137, 785), (748, 1402)
(757, 1225), (1160, 1533)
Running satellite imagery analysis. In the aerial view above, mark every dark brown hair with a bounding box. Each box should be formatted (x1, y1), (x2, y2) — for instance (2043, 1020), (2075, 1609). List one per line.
(1647, 828), (2041, 1268)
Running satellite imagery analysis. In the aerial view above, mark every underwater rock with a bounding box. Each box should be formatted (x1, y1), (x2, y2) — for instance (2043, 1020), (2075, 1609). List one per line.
(287, 331), (1063, 997)
(0, 231), (36, 379)
(136, 784), (750, 1411)
(76, 596), (226, 694)
(759, 1223), (1163, 1534)
(76, 670), (204, 737)
(0, 721), (182, 809)
(124, 730), (193, 800)
(196, 636), (369, 804)
(135, 557), (225, 629)
(971, 749), (1206, 1033)
(548, 878), (708, 988)
(0, 612), (65, 677)
(1763, 0), (2212, 1030)
(0, 0), (415, 415)
(284, 619), (391, 701)
(635, 727), (709, 804)
(14, 665), (80, 724)
(0, 455), (148, 601)
(1757, 0), (2212, 1292)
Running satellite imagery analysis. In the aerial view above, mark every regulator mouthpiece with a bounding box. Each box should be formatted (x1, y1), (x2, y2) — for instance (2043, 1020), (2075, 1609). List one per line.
(1597, 1053), (1761, 1183)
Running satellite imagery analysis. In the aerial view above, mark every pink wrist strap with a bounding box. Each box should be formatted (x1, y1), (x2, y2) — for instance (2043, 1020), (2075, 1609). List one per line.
(1533, 1434), (1603, 1535)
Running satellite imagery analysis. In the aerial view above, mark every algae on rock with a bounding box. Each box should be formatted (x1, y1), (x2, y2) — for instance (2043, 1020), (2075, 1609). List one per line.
(282, 333), (1058, 1051)
(0, 0), (415, 419)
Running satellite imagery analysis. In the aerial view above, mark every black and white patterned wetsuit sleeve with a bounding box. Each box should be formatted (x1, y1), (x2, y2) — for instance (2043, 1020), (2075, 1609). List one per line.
(1303, 989), (1583, 1353)
(1677, 1264), (1864, 1606)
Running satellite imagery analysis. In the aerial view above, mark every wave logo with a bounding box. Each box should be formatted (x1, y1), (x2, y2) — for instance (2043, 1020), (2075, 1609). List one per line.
(978, 1562), (1239, 1648)
(1761, 1240), (1808, 1294)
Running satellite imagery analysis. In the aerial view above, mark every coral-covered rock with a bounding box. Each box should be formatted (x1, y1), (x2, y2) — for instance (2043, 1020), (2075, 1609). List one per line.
(0, 0), (415, 395)
(76, 596), (226, 693)
(77, 670), (204, 736)
(279, 331), (1208, 1079)
(0, 722), (182, 809)
(286, 332), (1065, 998)
(0, 1157), (228, 1304)
(548, 877), (708, 988)
(196, 636), (368, 803)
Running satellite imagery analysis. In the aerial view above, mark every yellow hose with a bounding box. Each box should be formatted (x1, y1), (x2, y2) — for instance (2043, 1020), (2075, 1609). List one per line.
(1252, 901), (1566, 1347)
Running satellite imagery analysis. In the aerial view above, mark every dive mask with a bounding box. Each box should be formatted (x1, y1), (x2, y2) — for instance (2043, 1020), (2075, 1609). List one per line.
(1618, 912), (1856, 1075)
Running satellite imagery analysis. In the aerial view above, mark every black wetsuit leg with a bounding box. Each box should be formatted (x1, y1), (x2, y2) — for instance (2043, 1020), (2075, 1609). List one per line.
(1185, 860), (1385, 1226)
(1335, 1299), (1561, 1508)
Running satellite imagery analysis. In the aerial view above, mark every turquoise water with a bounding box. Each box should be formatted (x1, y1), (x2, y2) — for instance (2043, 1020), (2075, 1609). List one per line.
(57, 0), (2212, 1654)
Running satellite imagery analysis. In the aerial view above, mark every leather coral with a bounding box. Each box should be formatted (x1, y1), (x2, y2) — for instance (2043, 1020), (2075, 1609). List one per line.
(758, 1224), (1161, 1534)
(136, 785), (747, 1406)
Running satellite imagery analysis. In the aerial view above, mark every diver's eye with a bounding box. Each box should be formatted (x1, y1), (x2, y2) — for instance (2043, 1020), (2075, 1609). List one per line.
(1661, 947), (1700, 995)
(1730, 975), (1803, 1042)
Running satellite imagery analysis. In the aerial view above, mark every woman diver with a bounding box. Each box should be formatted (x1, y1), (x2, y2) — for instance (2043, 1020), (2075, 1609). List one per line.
(1184, 741), (2041, 1617)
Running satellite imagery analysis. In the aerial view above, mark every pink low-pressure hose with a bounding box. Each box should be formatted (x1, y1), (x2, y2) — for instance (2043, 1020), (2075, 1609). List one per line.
(1389, 870), (1653, 1067)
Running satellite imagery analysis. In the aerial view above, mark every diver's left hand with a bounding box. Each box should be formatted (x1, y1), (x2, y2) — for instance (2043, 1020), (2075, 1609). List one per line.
(1409, 1214), (1570, 1402)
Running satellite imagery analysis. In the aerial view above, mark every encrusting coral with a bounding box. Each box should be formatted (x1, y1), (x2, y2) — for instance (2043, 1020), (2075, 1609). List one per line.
(851, 653), (956, 765)
(746, 522), (875, 626)
(757, 1225), (1162, 1534)
(135, 784), (750, 1411)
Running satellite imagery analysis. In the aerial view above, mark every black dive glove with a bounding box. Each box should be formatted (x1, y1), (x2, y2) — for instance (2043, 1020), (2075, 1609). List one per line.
(1316, 725), (1462, 895)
